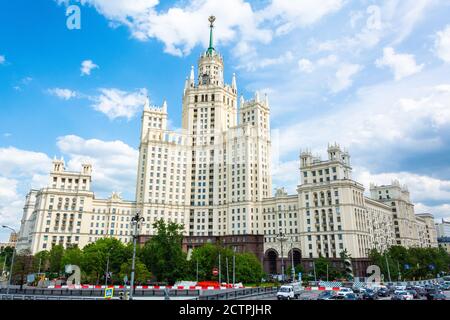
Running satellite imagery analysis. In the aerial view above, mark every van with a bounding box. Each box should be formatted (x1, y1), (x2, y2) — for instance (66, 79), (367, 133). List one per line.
(277, 282), (303, 300)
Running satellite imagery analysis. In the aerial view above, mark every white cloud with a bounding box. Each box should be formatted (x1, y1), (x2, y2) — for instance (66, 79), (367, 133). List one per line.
(298, 59), (314, 73)
(81, 59), (99, 76)
(330, 63), (362, 93)
(261, 0), (345, 35)
(434, 24), (450, 63)
(375, 47), (424, 80)
(0, 177), (24, 233)
(0, 55), (5, 64)
(48, 88), (78, 100)
(355, 168), (450, 203)
(0, 147), (52, 178)
(56, 135), (138, 197)
(274, 67), (450, 162)
(57, 0), (344, 57)
(91, 88), (148, 120)
(238, 51), (293, 71)
(415, 203), (450, 222)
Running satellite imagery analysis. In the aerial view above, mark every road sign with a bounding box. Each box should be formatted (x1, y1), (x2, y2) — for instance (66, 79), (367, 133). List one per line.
(104, 287), (114, 300)
(404, 264), (410, 270)
(212, 267), (219, 276)
(298, 272), (302, 282)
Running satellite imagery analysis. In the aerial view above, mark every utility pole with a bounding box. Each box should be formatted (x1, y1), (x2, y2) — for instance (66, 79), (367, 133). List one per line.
(218, 252), (221, 285)
(129, 211), (144, 300)
(313, 260), (317, 282)
(290, 239), (295, 282)
(276, 229), (288, 282)
(105, 247), (113, 287)
(326, 264), (329, 282)
(385, 253), (392, 282)
(226, 257), (229, 284)
(196, 258), (199, 283)
(232, 247), (236, 287)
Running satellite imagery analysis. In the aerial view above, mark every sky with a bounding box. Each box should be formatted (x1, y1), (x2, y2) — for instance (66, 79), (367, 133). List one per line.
(1, 0), (450, 241)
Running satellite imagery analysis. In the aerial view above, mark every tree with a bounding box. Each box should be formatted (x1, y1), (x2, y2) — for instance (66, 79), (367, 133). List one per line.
(12, 250), (34, 289)
(81, 238), (128, 285)
(61, 245), (83, 270)
(49, 245), (65, 274)
(234, 252), (264, 284)
(141, 219), (187, 284)
(119, 259), (151, 284)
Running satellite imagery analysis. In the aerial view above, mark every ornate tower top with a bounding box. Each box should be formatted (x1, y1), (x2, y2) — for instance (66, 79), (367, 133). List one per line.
(207, 15), (216, 55)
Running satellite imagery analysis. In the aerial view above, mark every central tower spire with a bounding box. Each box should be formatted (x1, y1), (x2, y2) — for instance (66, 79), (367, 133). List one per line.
(207, 15), (216, 55)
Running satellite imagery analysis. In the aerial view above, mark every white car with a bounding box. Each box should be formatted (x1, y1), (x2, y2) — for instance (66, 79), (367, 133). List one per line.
(337, 287), (354, 296)
(396, 290), (414, 300)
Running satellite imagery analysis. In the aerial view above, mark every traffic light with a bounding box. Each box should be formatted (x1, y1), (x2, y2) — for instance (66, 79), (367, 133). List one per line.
(344, 259), (354, 280)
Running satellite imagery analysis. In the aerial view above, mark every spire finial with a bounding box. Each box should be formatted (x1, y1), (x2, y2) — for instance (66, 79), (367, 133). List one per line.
(207, 16), (216, 55)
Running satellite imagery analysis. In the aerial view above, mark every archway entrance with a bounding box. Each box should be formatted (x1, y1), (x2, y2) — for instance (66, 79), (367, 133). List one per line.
(266, 250), (278, 274)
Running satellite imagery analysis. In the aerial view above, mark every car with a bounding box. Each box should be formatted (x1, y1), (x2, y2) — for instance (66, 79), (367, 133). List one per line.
(327, 295), (346, 300)
(337, 287), (354, 296)
(362, 289), (378, 300)
(392, 291), (413, 300)
(413, 286), (427, 297)
(406, 289), (419, 299)
(425, 288), (444, 301)
(317, 290), (336, 300)
(430, 293), (447, 300)
(377, 288), (390, 297)
(344, 293), (360, 300)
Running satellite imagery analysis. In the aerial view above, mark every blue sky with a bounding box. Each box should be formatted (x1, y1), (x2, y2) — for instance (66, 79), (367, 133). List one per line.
(1, 0), (450, 241)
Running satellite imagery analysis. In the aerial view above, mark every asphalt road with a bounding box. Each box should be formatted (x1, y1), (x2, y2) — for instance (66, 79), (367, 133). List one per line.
(261, 290), (450, 301)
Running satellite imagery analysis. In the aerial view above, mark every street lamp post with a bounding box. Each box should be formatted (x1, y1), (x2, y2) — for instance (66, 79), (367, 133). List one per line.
(276, 230), (288, 282)
(2, 225), (16, 296)
(129, 211), (144, 300)
(105, 247), (113, 287)
(232, 247), (236, 287)
(290, 238), (295, 282)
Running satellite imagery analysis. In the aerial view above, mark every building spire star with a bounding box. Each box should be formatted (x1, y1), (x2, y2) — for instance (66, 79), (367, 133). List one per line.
(207, 15), (216, 55)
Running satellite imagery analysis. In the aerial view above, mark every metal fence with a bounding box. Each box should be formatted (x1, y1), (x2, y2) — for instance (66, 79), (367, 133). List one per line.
(0, 288), (201, 298)
(199, 287), (279, 300)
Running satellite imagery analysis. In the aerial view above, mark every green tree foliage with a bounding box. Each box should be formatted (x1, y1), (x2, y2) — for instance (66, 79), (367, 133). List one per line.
(189, 244), (264, 284)
(369, 246), (450, 281)
(81, 238), (129, 284)
(49, 245), (64, 274)
(61, 245), (83, 269)
(119, 259), (151, 284)
(141, 219), (187, 284)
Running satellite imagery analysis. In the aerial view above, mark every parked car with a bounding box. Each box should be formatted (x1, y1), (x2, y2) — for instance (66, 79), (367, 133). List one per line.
(337, 287), (354, 296)
(425, 288), (444, 301)
(430, 293), (447, 300)
(413, 286), (427, 297)
(362, 289), (378, 300)
(377, 288), (390, 297)
(317, 291), (336, 300)
(344, 293), (360, 300)
(392, 291), (413, 300)
(407, 289), (419, 299)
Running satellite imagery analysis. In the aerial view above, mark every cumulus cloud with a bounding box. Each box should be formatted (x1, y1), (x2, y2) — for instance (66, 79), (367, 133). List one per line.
(434, 24), (450, 63)
(91, 88), (148, 120)
(375, 47), (424, 80)
(330, 63), (362, 93)
(55, 0), (344, 57)
(56, 135), (138, 197)
(47, 88), (78, 100)
(81, 59), (99, 76)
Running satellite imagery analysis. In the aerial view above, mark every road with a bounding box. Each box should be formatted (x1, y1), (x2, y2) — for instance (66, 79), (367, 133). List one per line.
(261, 290), (450, 301)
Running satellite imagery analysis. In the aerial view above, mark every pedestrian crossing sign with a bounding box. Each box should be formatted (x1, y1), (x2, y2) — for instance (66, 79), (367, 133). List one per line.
(105, 287), (114, 300)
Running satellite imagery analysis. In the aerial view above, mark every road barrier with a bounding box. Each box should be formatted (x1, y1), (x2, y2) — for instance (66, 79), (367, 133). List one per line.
(199, 287), (279, 300)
